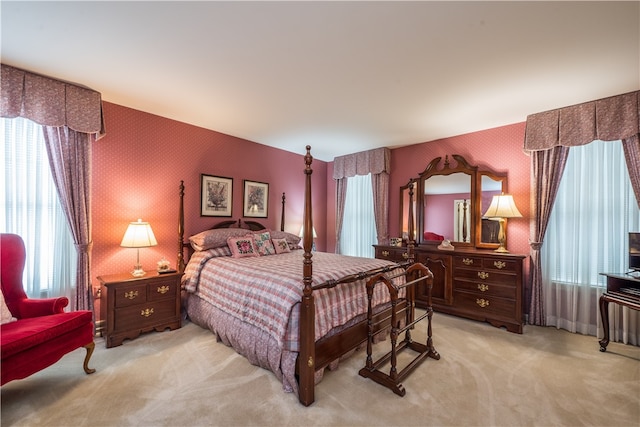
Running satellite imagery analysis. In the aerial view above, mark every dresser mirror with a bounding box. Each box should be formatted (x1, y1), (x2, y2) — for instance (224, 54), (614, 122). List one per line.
(478, 172), (507, 248)
(400, 154), (508, 249)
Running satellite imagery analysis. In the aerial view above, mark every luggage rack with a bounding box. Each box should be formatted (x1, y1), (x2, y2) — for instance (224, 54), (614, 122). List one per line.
(358, 262), (440, 396)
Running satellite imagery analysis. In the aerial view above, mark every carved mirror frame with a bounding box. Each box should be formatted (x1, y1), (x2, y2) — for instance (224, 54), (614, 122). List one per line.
(401, 154), (507, 250)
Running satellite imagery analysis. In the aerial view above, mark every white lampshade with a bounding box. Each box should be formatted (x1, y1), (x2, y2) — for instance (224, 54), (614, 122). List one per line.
(121, 219), (158, 248)
(121, 219), (157, 277)
(483, 194), (522, 219)
(483, 195), (521, 253)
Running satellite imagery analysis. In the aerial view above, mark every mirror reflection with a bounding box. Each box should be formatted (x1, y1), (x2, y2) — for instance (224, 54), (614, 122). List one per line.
(480, 174), (505, 244)
(422, 173), (472, 243)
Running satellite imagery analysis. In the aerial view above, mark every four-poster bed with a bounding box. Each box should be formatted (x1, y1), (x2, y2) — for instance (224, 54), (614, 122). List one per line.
(177, 146), (438, 405)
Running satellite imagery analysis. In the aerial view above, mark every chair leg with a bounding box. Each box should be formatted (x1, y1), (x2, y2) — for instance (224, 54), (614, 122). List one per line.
(83, 341), (96, 374)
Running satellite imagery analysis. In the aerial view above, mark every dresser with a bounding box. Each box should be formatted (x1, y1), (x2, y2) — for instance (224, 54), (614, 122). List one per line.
(375, 245), (526, 333)
(98, 271), (182, 348)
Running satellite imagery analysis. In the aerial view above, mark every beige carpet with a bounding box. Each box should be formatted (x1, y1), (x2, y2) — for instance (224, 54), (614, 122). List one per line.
(1, 312), (639, 427)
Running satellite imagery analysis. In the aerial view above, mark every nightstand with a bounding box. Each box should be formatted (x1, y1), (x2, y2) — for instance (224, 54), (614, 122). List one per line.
(98, 271), (181, 348)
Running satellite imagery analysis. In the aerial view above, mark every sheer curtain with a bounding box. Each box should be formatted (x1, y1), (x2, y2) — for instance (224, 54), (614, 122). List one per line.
(542, 140), (640, 344)
(339, 174), (377, 257)
(1, 117), (77, 300)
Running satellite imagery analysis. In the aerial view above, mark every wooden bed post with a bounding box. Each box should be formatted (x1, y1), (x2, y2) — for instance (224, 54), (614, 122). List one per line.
(177, 180), (185, 273)
(299, 145), (316, 406)
(281, 192), (286, 232)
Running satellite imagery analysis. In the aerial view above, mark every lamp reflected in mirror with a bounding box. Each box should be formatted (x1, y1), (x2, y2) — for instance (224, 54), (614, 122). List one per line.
(483, 194), (522, 253)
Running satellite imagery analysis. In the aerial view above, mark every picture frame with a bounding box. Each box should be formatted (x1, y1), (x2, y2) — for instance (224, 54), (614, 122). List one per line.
(201, 174), (233, 217)
(243, 180), (269, 218)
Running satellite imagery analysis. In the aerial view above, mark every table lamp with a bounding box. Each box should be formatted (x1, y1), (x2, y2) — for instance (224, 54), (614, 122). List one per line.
(121, 219), (158, 276)
(483, 194), (522, 253)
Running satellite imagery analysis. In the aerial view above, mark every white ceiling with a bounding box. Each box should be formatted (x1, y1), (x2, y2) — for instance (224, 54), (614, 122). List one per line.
(2, 1), (638, 161)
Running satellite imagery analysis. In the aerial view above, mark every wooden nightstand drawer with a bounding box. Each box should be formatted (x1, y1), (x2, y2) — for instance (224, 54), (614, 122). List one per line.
(114, 283), (147, 307)
(147, 278), (179, 301)
(114, 298), (178, 330)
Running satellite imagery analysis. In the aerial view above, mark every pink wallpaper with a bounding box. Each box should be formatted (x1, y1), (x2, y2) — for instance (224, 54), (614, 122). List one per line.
(325, 123), (530, 257)
(92, 103), (529, 319)
(92, 102), (327, 316)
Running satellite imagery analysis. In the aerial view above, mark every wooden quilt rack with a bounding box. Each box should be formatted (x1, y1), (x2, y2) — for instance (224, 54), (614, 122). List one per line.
(358, 262), (440, 396)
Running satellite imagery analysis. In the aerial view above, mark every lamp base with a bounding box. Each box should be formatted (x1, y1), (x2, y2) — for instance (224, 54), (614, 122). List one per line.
(131, 266), (146, 277)
(494, 245), (510, 253)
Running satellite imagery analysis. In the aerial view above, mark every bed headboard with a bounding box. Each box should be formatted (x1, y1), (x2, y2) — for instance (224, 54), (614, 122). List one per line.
(176, 183), (287, 272)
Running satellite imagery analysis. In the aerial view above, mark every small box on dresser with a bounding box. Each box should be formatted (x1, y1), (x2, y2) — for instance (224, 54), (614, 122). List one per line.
(98, 271), (181, 348)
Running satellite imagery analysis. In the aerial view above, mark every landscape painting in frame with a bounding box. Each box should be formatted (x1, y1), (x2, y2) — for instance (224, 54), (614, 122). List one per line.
(243, 180), (268, 218)
(201, 174), (232, 217)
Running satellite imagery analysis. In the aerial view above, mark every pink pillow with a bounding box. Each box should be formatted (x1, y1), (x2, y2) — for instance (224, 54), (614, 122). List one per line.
(272, 238), (291, 254)
(227, 236), (259, 258)
(250, 231), (276, 256)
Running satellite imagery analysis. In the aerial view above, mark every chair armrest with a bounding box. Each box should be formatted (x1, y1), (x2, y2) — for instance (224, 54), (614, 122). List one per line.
(19, 297), (69, 318)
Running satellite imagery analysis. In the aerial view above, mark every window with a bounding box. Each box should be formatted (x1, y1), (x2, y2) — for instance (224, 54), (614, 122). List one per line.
(339, 174), (376, 258)
(1, 117), (77, 299)
(542, 140), (640, 336)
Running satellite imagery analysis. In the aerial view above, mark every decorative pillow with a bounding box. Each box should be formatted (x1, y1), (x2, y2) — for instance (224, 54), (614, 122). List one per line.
(272, 238), (291, 254)
(250, 231), (276, 256)
(190, 228), (250, 251)
(227, 236), (259, 258)
(0, 291), (16, 325)
(269, 230), (302, 247)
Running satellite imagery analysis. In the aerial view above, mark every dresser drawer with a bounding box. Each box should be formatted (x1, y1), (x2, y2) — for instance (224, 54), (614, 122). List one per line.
(454, 255), (519, 272)
(454, 291), (516, 320)
(375, 246), (409, 262)
(114, 298), (178, 331)
(114, 283), (147, 308)
(454, 268), (516, 286)
(454, 279), (516, 299)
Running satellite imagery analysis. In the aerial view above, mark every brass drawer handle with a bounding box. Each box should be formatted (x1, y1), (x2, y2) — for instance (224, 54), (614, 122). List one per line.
(462, 258), (473, 265)
(494, 261), (506, 269)
(157, 285), (170, 294)
(478, 271), (489, 280)
(124, 290), (138, 300)
(477, 284), (489, 292)
(382, 250), (389, 257)
(476, 298), (490, 308)
(141, 308), (154, 317)
(402, 252), (408, 259)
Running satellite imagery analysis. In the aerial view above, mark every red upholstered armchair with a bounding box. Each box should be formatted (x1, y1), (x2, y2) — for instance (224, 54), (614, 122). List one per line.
(0, 233), (96, 385)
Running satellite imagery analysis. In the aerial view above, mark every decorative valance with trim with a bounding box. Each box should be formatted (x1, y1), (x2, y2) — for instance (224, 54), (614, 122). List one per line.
(524, 91), (639, 151)
(1, 64), (105, 139)
(333, 147), (391, 179)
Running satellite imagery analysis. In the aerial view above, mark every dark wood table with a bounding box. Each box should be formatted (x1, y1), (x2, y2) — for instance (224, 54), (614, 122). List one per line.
(598, 273), (640, 351)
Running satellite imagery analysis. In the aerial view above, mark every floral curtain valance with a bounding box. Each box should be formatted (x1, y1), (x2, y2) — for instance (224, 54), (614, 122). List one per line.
(1, 64), (105, 138)
(524, 91), (639, 151)
(333, 147), (390, 179)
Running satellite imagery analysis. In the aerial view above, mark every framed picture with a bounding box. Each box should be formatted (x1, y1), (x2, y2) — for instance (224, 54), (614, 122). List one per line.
(243, 180), (269, 218)
(201, 174), (233, 217)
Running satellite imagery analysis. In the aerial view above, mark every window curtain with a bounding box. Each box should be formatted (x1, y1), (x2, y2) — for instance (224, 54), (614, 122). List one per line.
(524, 90), (640, 326)
(333, 147), (391, 253)
(1, 64), (105, 311)
(542, 140), (639, 344)
(2, 118), (78, 299)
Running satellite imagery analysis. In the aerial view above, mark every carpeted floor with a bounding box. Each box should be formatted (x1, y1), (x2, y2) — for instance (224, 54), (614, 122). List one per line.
(1, 312), (638, 427)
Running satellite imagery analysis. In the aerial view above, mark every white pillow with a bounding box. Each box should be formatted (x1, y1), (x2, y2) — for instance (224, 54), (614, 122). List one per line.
(0, 290), (17, 325)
